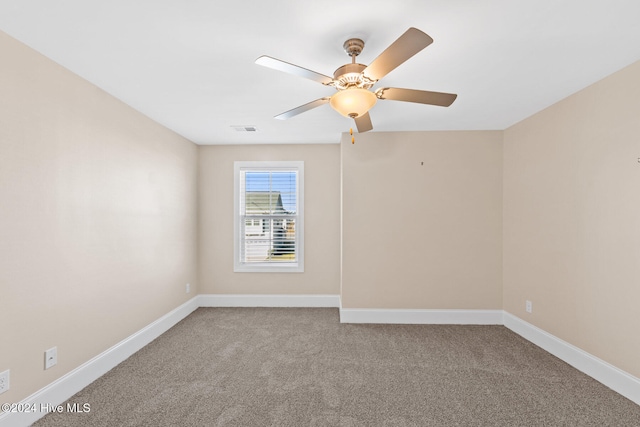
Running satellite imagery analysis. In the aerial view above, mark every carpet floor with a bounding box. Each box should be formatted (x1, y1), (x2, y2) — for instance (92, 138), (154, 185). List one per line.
(33, 308), (640, 426)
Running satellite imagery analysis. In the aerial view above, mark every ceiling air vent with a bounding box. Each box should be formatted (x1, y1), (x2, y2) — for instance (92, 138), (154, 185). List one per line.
(231, 125), (258, 132)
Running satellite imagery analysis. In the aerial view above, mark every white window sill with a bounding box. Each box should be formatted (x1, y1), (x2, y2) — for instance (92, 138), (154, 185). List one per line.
(234, 262), (304, 273)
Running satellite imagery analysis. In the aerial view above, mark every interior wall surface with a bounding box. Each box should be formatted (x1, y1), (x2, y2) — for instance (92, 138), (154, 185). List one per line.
(503, 60), (640, 377)
(0, 31), (199, 403)
(340, 130), (503, 309)
(198, 144), (341, 295)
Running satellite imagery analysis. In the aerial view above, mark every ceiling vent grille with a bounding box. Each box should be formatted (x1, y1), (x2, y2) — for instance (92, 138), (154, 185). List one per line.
(232, 125), (258, 132)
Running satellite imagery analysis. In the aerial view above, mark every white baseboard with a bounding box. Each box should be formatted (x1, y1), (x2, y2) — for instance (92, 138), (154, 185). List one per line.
(339, 308), (503, 324)
(503, 311), (640, 406)
(198, 294), (341, 308)
(0, 297), (199, 427)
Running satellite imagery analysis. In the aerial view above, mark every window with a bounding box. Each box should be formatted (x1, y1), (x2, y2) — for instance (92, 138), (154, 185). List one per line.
(234, 161), (304, 272)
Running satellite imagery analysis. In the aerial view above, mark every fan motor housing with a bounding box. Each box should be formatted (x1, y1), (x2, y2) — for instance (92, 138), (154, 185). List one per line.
(333, 63), (375, 90)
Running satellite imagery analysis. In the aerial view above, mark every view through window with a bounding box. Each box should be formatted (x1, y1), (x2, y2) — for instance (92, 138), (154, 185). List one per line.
(234, 162), (304, 272)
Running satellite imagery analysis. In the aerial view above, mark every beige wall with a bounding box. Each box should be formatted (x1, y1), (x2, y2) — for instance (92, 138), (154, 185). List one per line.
(0, 31), (198, 403)
(198, 144), (340, 295)
(503, 60), (640, 377)
(341, 131), (503, 309)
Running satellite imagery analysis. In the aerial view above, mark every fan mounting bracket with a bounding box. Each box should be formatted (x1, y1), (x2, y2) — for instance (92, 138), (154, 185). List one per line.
(343, 38), (365, 58)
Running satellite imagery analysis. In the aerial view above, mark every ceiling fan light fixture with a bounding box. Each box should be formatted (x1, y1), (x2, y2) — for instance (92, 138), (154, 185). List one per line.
(330, 88), (377, 118)
(256, 28), (455, 133)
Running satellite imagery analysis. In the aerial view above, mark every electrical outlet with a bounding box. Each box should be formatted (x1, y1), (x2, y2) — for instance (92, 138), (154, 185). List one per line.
(0, 370), (9, 394)
(526, 300), (533, 313)
(45, 347), (57, 370)
(186, 283), (190, 294)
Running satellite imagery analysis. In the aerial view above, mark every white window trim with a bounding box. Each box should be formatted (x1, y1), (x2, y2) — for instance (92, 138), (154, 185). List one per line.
(234, 161), (304, 273)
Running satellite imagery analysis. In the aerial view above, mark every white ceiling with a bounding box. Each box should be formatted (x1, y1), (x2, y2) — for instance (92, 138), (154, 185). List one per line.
(1, 0), (639, 145)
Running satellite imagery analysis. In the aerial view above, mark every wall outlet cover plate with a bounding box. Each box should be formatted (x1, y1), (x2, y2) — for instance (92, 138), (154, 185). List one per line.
(0, 369), (9, 394)
(45, 347), (58, 370)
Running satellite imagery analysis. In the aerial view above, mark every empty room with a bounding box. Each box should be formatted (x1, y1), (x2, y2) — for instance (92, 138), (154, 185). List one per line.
(1, 1), (639, 426)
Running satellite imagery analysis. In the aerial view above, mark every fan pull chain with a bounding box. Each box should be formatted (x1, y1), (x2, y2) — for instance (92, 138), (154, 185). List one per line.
(350, 128), (355, 144)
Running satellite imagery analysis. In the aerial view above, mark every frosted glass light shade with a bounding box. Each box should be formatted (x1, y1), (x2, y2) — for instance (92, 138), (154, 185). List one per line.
(330, 88), (377, 118)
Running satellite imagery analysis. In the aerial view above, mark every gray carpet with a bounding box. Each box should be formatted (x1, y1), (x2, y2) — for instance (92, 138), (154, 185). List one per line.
(34, 308), (640, 426)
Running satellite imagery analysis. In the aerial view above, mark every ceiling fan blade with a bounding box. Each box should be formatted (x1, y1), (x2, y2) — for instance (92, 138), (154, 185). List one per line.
(274, 97), (331, 120)
(256, 56), (334, 85)
(376, 87), (457, 107)
(354, 112), (373, 133)
(362, 28), (433, 82)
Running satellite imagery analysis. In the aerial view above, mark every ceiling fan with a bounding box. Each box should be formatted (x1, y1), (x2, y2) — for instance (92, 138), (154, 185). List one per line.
(255, 27), (457, 133)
